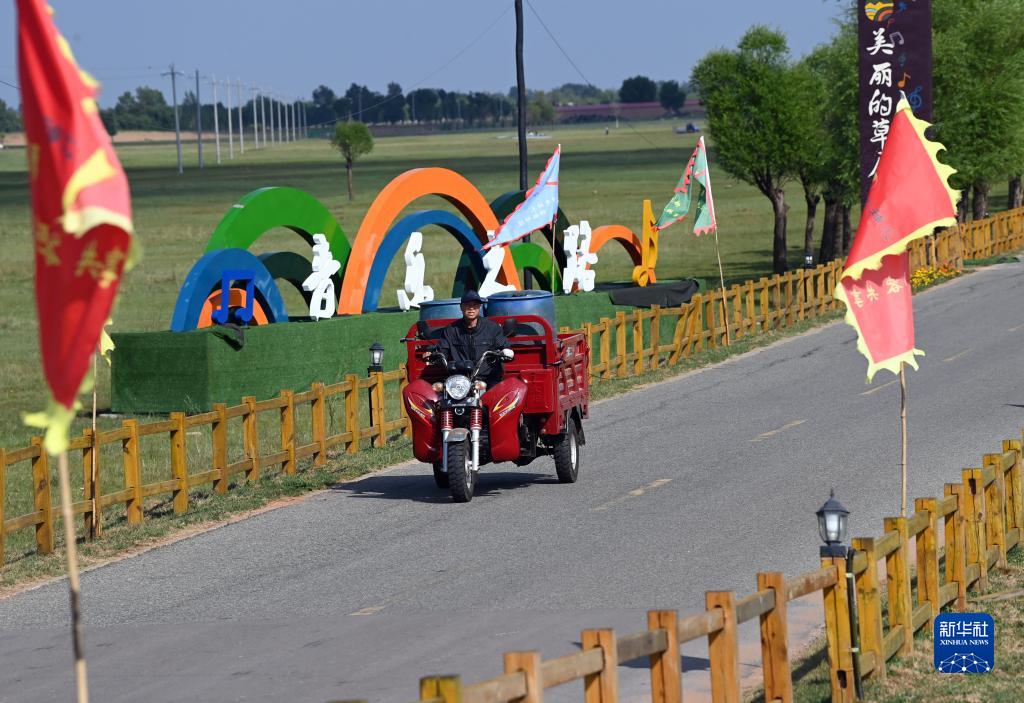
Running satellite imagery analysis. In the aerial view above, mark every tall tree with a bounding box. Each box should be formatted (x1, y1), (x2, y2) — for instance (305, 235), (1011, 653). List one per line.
(933, 0), (1024, 219)
(381, 82), (405, 123)
(658, 80), (686, 114)
(331, 121), (374, 201)
(619, 75), (658, 103)
(691, 26), (804, 273)
(789, 59), (829, 263)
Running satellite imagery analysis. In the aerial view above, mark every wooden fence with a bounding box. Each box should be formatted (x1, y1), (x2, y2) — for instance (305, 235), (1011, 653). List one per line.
(368, 433), (1022, 703)
(0, 212), (1015, 569)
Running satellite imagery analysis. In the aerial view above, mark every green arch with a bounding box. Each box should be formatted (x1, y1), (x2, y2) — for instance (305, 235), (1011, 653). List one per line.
(205, 187), (351, 274)
(509, 241), (561, 292)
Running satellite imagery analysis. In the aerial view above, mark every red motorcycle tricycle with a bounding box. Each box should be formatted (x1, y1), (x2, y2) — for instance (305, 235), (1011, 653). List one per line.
(402, 315), (590, 502)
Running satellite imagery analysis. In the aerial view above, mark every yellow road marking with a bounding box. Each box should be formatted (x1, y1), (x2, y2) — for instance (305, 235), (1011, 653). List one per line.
(943, 348), (972, 363)
(751, 419), (805, 442)
(592, 478), (673, 512)
(350, 605), (385, 616)
(861, 380), (898, 396)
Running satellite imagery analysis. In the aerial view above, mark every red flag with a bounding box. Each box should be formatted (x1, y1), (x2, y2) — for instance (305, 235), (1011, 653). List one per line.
(836, 98), (957, 381)
(18, 0), (135, 452)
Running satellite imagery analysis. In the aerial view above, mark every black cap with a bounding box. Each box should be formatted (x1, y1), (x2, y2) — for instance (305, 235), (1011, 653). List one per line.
(460, 290), (484, 305)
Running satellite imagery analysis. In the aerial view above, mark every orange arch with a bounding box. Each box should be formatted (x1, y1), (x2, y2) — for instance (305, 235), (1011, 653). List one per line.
(590, 224), (643, 270)
(338, 168), (521, 314)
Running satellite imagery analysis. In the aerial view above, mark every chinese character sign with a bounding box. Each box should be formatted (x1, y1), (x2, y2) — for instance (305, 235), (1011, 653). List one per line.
(858, 0), (933, 205)
(302, 233), (342, 320)
(18, 0), (135, 453)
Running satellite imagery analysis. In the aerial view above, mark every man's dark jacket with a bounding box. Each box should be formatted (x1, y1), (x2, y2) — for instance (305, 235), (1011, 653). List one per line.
(435, 318), (508, 385)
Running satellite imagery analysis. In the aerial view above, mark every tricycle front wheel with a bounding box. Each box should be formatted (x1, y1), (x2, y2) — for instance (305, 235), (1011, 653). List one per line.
(552, 422), (580, 484)
(446, 440), (476, 502)
(432, 461), (449, 489)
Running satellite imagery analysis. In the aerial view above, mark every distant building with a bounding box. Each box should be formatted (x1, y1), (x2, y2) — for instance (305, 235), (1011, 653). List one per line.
(553, 98), (705, 124)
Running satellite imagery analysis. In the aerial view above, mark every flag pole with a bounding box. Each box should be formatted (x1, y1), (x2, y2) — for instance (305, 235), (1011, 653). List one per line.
(56, 451), (90, 703)
(713, 228), (731, 345)
(900, 363), (908, 517)
(90, 352), (99, 539)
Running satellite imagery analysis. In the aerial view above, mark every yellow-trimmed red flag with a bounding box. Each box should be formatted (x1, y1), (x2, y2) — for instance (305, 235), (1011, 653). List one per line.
(836, 98), (957, 382)
(18, 0), (136, 453)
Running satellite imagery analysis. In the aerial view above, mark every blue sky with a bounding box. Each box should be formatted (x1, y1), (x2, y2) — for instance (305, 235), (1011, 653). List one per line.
(2, 1), (847, 107)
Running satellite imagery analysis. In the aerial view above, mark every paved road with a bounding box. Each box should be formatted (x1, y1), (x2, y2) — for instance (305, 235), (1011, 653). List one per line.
(2, 263), (1023, 703)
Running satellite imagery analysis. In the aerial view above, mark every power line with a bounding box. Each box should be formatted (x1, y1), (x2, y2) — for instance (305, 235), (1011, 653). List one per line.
(524, 0), (665, 150)
(0, 77), (19, 91)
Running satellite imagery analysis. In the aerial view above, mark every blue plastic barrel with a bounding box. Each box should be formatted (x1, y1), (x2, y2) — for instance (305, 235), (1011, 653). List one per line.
(418, 298), (471, 322)
(485, 290), (556, 335)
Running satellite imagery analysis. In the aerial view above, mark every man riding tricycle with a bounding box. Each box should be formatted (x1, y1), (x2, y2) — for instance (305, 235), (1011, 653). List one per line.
(401, 290), (589, 502)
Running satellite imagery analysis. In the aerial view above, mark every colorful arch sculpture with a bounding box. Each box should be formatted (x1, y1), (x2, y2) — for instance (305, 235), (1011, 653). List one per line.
(205, 187), (351, 273)
(509, 242), (562, 292)
(362, 210), (488, 312)
(590, 224), (644, 269)
(171, 249), (289, 331)
(338, 168), (521, 314)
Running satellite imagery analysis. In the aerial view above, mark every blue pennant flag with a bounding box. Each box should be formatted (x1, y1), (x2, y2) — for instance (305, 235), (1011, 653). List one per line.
(484, 145), (560, 249)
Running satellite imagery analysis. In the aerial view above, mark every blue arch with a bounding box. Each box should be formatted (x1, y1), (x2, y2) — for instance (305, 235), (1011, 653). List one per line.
(171, 248), (290, 331)
(362, 210), (488, 312)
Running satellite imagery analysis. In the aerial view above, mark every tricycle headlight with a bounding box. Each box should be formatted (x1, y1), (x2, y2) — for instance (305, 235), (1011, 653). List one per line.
(444, 374), (472, 400)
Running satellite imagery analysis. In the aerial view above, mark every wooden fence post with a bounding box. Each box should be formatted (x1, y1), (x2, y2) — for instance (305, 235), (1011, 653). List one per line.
(615, 312), (628, 378)
(944, 483), (969, 610)
(821, 558), (854, 703)
(883, 517), (913, 655)
(756, 572), (792, 702)
(647, 610), (680, 703)
(420, 675), (462, 703)
(1004, 438), (1023, 537)
(504, 651), (543, 703)
(280, 389), (296, 475)
(962, 468), (988, 590)
(312, 382), (327, 466)
(30, 437), (54, 555)
(243, 396), (260, 482)
(850, 538), (885, 680)
(649, 307), (661, 370)
(123, 419), (143, 525)
(983, 453), (1008, 569)
(914, 498), (940, 629)
(212, 403), (228, 493)
(399, 362), (412, 439)
(744, 282), (756, 335)
(82, 428), (100, 538)
(633, 312), (645, 375)
(0, 448), (6, 565)
(581, 628), (618, 703)
(705, 293), (718, 349)
(706, 591), (740, 703)
(795, 269), (806, 322)
(345, 374), (361, 454)
(600, 321), (612, 380)
(372, 371), (388, 447)
(759, 279), (770, 332)
(170, 412), (189, 514)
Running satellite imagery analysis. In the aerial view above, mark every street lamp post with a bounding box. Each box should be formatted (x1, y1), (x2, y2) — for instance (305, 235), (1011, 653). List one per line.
(367, 342), (385, 437)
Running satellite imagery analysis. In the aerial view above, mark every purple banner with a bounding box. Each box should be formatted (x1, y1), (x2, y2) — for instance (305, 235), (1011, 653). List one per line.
(858, 0), (933, 205)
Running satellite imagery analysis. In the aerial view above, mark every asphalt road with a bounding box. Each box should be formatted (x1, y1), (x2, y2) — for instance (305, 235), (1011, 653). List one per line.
(2, 263), (1023, 703)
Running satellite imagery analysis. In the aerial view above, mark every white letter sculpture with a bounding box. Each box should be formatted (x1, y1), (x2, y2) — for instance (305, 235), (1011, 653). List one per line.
(302, 233), (342, 320)
(396, 231), (435, 311)
(477, 231), (517, 298)
(562, 220), (598, 294)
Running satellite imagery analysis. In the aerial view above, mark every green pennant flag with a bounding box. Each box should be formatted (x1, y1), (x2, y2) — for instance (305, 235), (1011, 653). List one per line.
(656, 136), (718, 235)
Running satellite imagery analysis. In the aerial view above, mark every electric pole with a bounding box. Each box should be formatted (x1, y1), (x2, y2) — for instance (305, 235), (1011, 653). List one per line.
(195, 69), (204, 169)
(162, 63), (184, 174)
(514, 0), (531, 287)
(276, 96), (283, 144)
(251, 85), (258, 148)
(211, 74), (221, 164)
(260, 90), (268, 147)
(226, 78), (234, 159)
(269, 94), (276, 145)
(237, 79), (245, 154)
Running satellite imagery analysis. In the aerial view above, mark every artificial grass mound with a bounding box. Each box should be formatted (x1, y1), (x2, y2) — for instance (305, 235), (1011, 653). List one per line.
(111, 290), (635, 413)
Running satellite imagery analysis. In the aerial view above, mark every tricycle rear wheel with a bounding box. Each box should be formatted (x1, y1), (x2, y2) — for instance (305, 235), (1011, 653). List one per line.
(446, 440), (476, 502)
(552, 421), (580, 483)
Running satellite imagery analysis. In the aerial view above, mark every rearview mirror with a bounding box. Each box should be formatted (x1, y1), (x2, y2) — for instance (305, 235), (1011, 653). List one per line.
(501, 318), (518, 338)
(416, 320), (431, 339)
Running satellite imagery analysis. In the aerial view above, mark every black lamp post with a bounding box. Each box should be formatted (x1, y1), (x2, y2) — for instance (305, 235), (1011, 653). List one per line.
(816, 489), (850, 558)
(367, 342), (384, 433)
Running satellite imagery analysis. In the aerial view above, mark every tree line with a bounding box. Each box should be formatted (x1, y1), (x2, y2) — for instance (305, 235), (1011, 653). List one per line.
(692, 0), (1024, 274)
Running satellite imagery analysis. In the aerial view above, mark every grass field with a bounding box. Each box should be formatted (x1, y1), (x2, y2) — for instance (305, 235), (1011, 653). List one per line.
(0, 120), (836, 450)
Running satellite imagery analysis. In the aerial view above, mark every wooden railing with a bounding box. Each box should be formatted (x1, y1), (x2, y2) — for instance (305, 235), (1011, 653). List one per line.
(359, 433), (1021, 703)
(0, 211), (1014, 569)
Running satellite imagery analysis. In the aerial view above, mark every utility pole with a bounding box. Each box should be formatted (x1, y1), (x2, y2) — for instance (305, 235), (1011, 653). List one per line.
(303, 102), (308, 138)
(195, 69), (204, 169)
(251, 85), (259, 148)
(514, 0), (531, 287)
(226, 78), (234, 159)
(288, 100), (294, 142)
(162, 63), (184, 174)
(237, 79), (245, 154)
(211, 74), (221, 165)
(260, 90), (268, 147)
(268, 94), (276, 145)
(276, 97), (283, 144)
